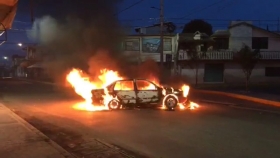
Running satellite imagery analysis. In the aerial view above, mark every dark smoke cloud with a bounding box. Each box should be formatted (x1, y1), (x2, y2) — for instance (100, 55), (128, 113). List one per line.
(28, 0), (125, 83)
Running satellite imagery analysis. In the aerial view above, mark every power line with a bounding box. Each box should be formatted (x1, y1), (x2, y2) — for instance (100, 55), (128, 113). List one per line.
(215, 0), (240, 13)
(180, 0), (227, 19)
(119, 17), (280, 22)
(13, 20), (32, 24)
(114, 0), (145, 16)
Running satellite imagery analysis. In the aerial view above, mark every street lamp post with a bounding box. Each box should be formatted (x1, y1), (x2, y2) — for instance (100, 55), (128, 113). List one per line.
(159, 0), (164, 71)
(151, 0), (165, 75)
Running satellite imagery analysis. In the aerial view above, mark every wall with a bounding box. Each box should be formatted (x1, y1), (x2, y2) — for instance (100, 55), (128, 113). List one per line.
(180, 63), (205, 84)
(229, 24), (252, 51)
(123, 35), (178, 62)
(180, 61), (280, 84)
(252, 28), (280, 51)
(224, 62), (280, 84)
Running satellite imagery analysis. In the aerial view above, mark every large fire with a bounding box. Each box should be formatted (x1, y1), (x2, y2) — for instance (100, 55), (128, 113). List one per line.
(66, 68), (199, 111)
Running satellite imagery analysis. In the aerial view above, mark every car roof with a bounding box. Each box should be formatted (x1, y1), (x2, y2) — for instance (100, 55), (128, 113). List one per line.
(115, 78), (153, 81)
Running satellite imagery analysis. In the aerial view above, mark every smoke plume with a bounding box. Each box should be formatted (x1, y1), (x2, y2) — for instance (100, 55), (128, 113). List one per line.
(28, 0), (125, 83)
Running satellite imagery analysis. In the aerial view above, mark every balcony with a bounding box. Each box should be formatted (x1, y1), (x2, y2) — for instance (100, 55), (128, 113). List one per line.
(123, 52), (173, 62)
(178, 51), (280, 60)
(261, 51), (280, 60)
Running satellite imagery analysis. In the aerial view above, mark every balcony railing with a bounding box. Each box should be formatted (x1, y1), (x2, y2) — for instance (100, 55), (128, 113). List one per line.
(178, 51), (280, 60)
(123, 50), (280, 62)
(261, 51), (280, 59)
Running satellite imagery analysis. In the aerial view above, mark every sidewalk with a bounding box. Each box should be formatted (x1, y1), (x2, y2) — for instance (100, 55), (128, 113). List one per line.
(0, 103), (75, 158)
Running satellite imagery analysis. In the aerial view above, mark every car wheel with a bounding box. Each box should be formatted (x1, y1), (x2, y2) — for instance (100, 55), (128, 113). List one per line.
(108, 99), (121, 110)
(164, 96), (178, 111)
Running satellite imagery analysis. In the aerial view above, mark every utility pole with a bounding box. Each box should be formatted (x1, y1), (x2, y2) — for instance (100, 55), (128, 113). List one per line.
(277, 17), (279, 33)
(159, 0), (164, 71)
(30, 0), (34, 23)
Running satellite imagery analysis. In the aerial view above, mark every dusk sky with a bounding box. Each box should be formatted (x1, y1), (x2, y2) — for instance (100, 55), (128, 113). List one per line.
(1, 0), (280, 61)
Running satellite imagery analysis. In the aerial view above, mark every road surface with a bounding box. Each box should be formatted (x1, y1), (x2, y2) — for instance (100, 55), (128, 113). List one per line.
(0, 78), (280, 158)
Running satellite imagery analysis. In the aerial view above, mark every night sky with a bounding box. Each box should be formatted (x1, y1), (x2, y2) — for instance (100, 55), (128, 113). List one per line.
(1, 0), (280, 62)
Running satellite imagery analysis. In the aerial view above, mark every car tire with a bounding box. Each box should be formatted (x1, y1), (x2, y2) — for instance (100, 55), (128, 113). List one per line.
(164, 96), (178, 111)
(108, 99), (121, 110)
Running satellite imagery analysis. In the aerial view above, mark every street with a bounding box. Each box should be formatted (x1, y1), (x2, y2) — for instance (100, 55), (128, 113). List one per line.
(1, 78), (280, 158)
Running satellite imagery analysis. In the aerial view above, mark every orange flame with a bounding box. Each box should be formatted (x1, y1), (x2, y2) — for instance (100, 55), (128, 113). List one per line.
(180, 84), (199, 110)
(190, 101), (199, 110)
(66, 68), (199, 111)
(66, 68), (122, 111)
(181, 84), (190, 97)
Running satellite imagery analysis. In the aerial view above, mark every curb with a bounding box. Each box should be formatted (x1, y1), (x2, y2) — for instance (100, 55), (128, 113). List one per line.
(199, 99), (238, 106)
(199, 99), (280, 114)
(196, 90), (280, 107)
(0, 103), (77, 158)
(17, 78), (60, 86)
(16, 78), (70, 88)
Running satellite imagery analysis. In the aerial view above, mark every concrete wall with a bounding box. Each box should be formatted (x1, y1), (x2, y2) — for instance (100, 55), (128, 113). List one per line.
(224, 62), (280, 84)
(180, 62), (280, 84)
(180, 63), (205, 84)
(229, 25), (252, 51)
(252, 28), (280, 51)
(123, 35), (178, 62)
(228, 23), (280, 51)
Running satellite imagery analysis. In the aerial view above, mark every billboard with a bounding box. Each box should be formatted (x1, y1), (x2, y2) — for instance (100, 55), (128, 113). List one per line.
(142, 38), (160, 53)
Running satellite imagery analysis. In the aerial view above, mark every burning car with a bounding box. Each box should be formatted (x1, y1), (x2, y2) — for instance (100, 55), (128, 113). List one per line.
(91, 78), (190, 111)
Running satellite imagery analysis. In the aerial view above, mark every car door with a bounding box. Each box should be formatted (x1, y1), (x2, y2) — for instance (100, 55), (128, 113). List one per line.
(135, 79), (159, 103)
(113, 80), (137, 104)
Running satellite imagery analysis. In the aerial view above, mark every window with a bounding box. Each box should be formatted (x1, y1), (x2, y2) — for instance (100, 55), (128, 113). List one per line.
(252, 37), (268, 49)
(164, 38), (172, 51)
(214, 38), (229, 49)
(265, 67), (280, 77)
(136, 80), (157, 90)
(114, 81), (134, 90)
(124, 39), (140, 51)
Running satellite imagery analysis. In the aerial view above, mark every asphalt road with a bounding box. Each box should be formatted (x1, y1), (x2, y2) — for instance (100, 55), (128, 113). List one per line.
(1, 78), (280, 158)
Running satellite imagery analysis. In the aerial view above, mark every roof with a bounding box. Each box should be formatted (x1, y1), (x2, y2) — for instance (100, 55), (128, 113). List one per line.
(211, 30), (230, 37)
(228, 22), (280, 37)
(135, 22), (174, 29)
(178, 33), (214, 43)
(112, 78), (156, 82)
(127, 34), (176, 37)
(27, 62), (43, 69)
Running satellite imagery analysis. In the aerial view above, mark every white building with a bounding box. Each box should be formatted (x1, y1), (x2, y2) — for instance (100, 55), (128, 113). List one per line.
(123, 34), (179, 63)
(178, 21), (280, 84)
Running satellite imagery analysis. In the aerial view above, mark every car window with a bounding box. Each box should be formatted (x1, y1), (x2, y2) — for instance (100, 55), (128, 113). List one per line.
(136, 80), (157, 90)
(114, 81), (134, 90)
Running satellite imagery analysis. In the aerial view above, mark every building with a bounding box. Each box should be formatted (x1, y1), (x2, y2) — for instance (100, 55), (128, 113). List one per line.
(177, 21), (280, 84)
(11, 55), (26, 77)
(123, 22), (179, 66)
(123, 34), (179, 64)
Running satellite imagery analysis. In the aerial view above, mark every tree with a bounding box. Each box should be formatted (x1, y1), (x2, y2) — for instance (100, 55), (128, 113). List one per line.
(187, 46), (207, 86)
(182, 19), (213, 35)
(234, 44), (262, 91)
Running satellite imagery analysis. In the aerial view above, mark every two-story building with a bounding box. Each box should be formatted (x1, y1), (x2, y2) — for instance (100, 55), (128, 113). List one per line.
(177, 21), (280, 84)
(11, 55), (26, 77)
(18, 44), (47, 79)
(123, 34), (179, 64)
(123, 22), (179, 66)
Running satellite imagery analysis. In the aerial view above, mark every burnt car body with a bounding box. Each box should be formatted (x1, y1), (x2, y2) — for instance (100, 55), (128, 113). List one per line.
(91, 79), (189, 111)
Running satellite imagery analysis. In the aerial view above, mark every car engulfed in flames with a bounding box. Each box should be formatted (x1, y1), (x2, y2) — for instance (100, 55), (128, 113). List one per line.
(66, 68), (199, 111)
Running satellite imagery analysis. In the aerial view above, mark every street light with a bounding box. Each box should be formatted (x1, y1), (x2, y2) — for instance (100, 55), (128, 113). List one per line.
(3, 56), (8, 60)
(18, 43), (22, 47)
